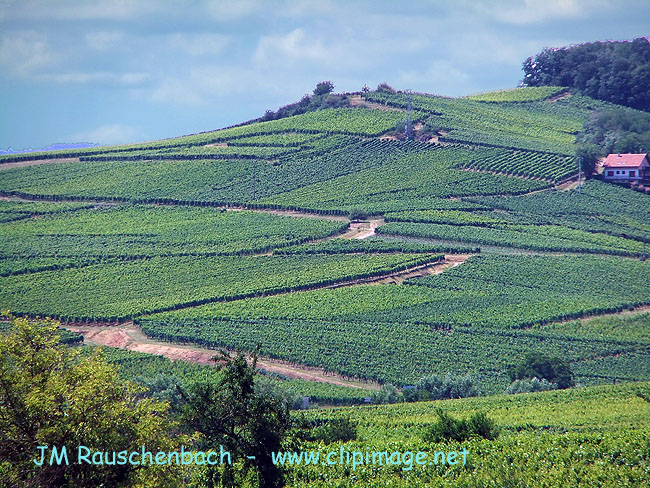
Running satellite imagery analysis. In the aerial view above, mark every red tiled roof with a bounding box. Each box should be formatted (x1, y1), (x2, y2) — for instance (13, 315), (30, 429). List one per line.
(602, 153), (648, 168)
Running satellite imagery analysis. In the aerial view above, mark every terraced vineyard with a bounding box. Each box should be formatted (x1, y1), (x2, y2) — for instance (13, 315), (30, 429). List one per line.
(141, 255), (650, 388)
(464, 86), (567, 102)
(0, 203), (348, 258)
(2, 87), (650, 400)
(0, 253), (438, 321)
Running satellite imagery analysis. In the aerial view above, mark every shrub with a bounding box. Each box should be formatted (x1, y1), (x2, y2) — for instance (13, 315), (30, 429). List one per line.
(371, 383), (399, 404)
(416, 373), (478, 400)
(348, 208), (368, 221)
(377, 82), (396, 93)
(423, 409), (499, 443)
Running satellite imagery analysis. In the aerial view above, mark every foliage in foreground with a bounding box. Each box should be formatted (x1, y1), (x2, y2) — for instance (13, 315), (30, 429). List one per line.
(0, 315), (188, 488)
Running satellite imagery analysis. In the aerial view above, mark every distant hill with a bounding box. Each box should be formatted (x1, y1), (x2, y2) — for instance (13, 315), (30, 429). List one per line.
(0, 142), (98, 155)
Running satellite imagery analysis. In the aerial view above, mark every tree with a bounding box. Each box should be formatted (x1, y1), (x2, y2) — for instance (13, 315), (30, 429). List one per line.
(521, 38), (650, 111)
(371, 383), (399, 404)
(509, 352), (574, 389)
(313, 81), (334, 96)
(576, 143), (602, 179)
(180, 349), (291, 488)
(0, 314), (187, 488)
(376, 83), (396, 93)
(348, 208), (368, 221)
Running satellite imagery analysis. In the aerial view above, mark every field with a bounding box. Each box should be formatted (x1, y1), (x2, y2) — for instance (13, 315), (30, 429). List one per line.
(2, 86), (650, 486)
(285, 383), (650, 487)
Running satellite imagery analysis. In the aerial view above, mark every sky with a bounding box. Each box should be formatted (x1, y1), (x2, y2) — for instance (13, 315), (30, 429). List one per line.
(1, 0), (648, 150)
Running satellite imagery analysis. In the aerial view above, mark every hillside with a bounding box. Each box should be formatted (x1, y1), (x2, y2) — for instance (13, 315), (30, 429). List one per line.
(2, 85), (650, 487)
(1, 86), (650, 396)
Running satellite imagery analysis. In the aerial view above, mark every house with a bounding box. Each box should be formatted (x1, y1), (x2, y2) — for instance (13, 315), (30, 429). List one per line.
(602, 153), (650, 182)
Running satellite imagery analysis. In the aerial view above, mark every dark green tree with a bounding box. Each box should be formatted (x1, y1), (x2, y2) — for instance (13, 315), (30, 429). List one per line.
(180, 349), (291, 488)
(509, 353), (574, 389)
(576, 143), (602, 178)
(522, 37), (650, 112)
(313, 81), (334, 96)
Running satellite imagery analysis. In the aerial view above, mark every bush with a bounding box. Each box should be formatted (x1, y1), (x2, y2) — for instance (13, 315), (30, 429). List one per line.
(348, 208), (368, 221)
(505, 377), (558, 394)
(371, 383), (399, 404)
(377, 83), (396, 93)
(509, 352), (574, 389)
(423, 409), (499, 443)
(416, 373), (478, 400)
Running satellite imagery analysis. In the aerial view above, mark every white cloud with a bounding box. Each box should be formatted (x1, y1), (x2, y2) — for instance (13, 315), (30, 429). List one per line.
(0, 31), (56, 75)
(484, 0), (611, 25)
(254, 28), (329, 64)
(397, 61), (471, 95)
(2, 0), (163, 21)
(38, 71), (151, 85)
(148, 65), (253, 107)
(167, 33), (230, 57)
(279, 0), (338, 18)
(70, 124), (142, 145)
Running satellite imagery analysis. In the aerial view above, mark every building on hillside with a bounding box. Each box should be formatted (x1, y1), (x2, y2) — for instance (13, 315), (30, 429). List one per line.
(602, 153), (650, 182)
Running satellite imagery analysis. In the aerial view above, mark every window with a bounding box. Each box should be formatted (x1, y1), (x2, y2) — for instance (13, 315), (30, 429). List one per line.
(629, 171), (636, 178)
(607, 171), (614, 176)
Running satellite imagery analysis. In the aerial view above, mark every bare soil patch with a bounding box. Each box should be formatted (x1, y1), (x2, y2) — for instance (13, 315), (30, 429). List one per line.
(349, 95), (402, 112)
(338, 218), (384, 239)
(64, 322), (378, 390)
(547, 91), (572, 102)
(0, 157), (80, 170)
(204, 143), (228, 148)
(324, 254), (470, 287)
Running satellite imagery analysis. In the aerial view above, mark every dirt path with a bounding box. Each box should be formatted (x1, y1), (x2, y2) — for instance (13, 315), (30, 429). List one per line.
(339, 218), (384, 239)
(0, 157), (81, 170)
(348, 95), (402, 112)
(549, 304), (650, 327)
(64, 322), (379, 391)
(368, 254), (470, 285)
(322, 254), (469, 288)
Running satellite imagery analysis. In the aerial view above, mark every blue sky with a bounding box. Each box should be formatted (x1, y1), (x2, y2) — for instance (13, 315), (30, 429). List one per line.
(1, 0), (648, 149)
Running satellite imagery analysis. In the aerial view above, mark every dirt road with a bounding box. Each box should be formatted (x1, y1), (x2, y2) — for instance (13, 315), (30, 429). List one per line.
(65, 322), (379, 390)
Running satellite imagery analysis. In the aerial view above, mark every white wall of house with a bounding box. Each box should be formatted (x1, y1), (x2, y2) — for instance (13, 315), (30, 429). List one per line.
(603, 168), (642, 180)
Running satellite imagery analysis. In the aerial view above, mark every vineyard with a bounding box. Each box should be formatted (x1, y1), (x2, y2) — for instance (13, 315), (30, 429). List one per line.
(285, 383), (650, 487)
(364, 90), (586, 154)
(464, 86), (567, 102)
(2, 86), (650, 435)
(0, 253), (439, 322)
(0, 204), (348, 259)
(140, 255), (650, 387)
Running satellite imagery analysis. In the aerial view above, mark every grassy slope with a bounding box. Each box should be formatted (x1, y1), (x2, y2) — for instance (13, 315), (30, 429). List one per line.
(287, 382), (650, 487)
(1, 87), (649, 391)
